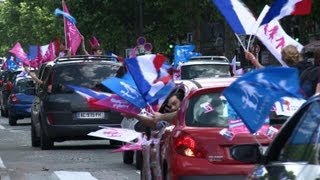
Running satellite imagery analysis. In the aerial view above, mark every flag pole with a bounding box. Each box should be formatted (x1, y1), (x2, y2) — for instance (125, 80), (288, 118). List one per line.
(234, 33), (246, 51)
(62, 0), (67, 49)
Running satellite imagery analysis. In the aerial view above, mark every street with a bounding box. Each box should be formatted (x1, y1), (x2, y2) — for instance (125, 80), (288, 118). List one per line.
(0, 117), (140, 180)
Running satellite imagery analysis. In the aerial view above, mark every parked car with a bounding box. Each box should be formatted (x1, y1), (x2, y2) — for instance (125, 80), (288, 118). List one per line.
(0, 69), (23, 117)
(154, 77), (295, 180)
(174, 61), (232, 80)
(231, 94), (320, 180)
(31, 55), (124, 150)
(7, 76), (35, 125)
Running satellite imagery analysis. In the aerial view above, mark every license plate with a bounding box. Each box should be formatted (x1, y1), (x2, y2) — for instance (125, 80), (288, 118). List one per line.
(76, 112), (105, 119)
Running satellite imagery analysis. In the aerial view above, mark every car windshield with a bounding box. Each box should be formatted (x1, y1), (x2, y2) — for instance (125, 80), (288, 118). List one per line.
(186, 92), (292, 128)
(52, 63), (120, 92)
(15, 78), (35, 93)
(278, 100), (320, 164)
(180, 64), (230, 79)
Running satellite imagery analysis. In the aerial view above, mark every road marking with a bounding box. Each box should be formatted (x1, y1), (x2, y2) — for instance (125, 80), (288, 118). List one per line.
(0, 125), (5, 129)
(52, 171), (98, 180)
(0, 157), (6, 168)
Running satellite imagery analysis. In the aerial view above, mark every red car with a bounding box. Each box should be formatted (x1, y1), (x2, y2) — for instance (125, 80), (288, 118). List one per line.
(156, 77), (289, 180)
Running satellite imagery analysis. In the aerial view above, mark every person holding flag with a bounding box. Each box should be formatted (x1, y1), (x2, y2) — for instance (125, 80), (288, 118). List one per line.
(80, 35), (103, 56)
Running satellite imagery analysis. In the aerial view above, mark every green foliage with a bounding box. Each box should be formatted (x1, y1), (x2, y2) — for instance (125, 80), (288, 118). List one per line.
(0, 0), (319, 56)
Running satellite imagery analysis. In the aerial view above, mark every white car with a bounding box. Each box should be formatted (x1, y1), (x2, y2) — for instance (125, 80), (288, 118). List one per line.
(174, 60), (232, 80)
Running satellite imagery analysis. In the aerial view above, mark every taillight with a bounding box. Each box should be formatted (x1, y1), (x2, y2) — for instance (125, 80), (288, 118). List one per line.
(46, 113), (54, 125)
(10, 94), (19, 104)
(174, 131), (205, 158)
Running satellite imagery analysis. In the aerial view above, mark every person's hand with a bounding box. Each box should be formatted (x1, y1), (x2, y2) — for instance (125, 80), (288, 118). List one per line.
(152, 112), (163, 121)
(245, 51), (256, 63)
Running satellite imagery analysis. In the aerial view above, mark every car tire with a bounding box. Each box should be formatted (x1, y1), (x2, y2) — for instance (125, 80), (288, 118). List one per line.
(135, 150), (143, 170)
(110, 140), (122, 146)
(40, 128), (54, 150)
(2, 109), (8, 118)
(123, 150), (134, 164)
(0, 108), (5, 117)
(31, 122), (40, 147)
(8, 112), (17, 126)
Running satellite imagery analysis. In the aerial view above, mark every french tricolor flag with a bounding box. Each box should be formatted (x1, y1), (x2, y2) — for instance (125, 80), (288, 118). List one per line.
(261, 0), (312, 25)
(211, 0), (257, 35)
(125, 54), (174, 104)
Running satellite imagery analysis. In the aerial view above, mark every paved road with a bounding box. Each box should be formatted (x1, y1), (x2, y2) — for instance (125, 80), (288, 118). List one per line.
(0, 117), (140, 180)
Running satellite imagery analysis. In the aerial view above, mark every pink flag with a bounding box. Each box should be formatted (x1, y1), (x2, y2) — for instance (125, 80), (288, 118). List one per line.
(89, 36), (100, 49)
(41, 42), (57, 63)
(62, 0), (81, 55)
(93, 95), (142, 116)
(9, 42), (30, 66)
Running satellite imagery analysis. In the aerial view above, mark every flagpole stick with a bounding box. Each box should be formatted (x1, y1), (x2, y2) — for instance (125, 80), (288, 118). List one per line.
(234, 33), (246, 51)
(253, 134), (264, 154)
(62, 0), (67, 49)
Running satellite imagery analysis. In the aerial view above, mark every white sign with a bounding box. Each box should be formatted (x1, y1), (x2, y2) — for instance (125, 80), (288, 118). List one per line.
(255, 5), (304, 66)
(88, 127), (142, 143)
(274, 97), (306, 117)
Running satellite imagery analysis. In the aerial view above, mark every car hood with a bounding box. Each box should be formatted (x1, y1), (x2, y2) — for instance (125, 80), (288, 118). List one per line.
(248, 162), (320, 180)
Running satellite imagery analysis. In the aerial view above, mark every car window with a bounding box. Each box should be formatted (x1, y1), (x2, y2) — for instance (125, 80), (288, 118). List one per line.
(180, 64), (230, 79)
(15, 78), (35, 93)
(278, 101), (320, 164)
(186, 92), (229, 127)
(186, 92), (288, 128)
(52, 63), (119, 92)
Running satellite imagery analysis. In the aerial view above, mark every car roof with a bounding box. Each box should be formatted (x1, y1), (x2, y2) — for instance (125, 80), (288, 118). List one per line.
(189, 56), (229, 62)
(44, 55), (121, 66)
(175, 77), (237, 92)
(180, 61), (230, 66)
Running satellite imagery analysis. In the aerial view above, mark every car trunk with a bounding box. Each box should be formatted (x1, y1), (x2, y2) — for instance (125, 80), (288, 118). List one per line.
(181, 127), (271, 164)
(44, 93), (123, 125)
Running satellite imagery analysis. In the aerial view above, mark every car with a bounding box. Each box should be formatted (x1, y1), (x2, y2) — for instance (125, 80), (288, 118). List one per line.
(174, 60), (232, 80)
(189, 55), (229, 63)
(0, 69), (23, 117)
(7, 76), (35, 125)
(148, 77), (296, 180)
(31, 55), (124, 150)
(231, 94), (320, 180)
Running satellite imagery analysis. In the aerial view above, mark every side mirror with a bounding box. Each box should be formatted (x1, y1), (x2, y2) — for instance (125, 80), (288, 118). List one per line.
(230, 144), (263, 163)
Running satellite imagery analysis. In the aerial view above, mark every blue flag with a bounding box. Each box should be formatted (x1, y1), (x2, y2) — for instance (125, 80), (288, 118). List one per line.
(54, 8), (77, 25)
(223, 67), (303, 133)
(174, 44), (201, 67)
(28, 45), (39, 60)
(7, 57), (19, 71)
(101, 73), (147, 108)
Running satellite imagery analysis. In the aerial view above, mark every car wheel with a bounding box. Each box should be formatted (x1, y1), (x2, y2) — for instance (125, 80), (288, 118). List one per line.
(31, 122), (40, 147)
(123, 150), (134, 164)
(40, 128), (54, 150)
(110, 140), (122, 146)
(0, 108), (5, 117)
(2, 109), (8, 118)
(135, 150), (143, 170)
(8, 112), (17, 126)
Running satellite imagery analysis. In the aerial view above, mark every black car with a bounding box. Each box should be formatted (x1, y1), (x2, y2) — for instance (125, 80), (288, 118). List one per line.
(231, 94), (320, 180)
(31, 56), (124, 150)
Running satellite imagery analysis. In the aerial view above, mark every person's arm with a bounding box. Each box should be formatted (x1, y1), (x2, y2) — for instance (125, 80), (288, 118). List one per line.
(245, 51), (264, 69)
(81, 35), (90, 56)
(23, 65), (43, 84)
(152, 111), (178, 124)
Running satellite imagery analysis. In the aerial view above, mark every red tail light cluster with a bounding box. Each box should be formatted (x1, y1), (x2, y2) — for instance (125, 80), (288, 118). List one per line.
(10, 94), (19, 104)
(174, 131), (206, 158)
(46, 113), (54, 125)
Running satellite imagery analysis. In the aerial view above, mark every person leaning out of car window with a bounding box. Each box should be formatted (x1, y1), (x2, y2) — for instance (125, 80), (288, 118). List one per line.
(123, 90), (185, 130)
(23, 65), (52, 93)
